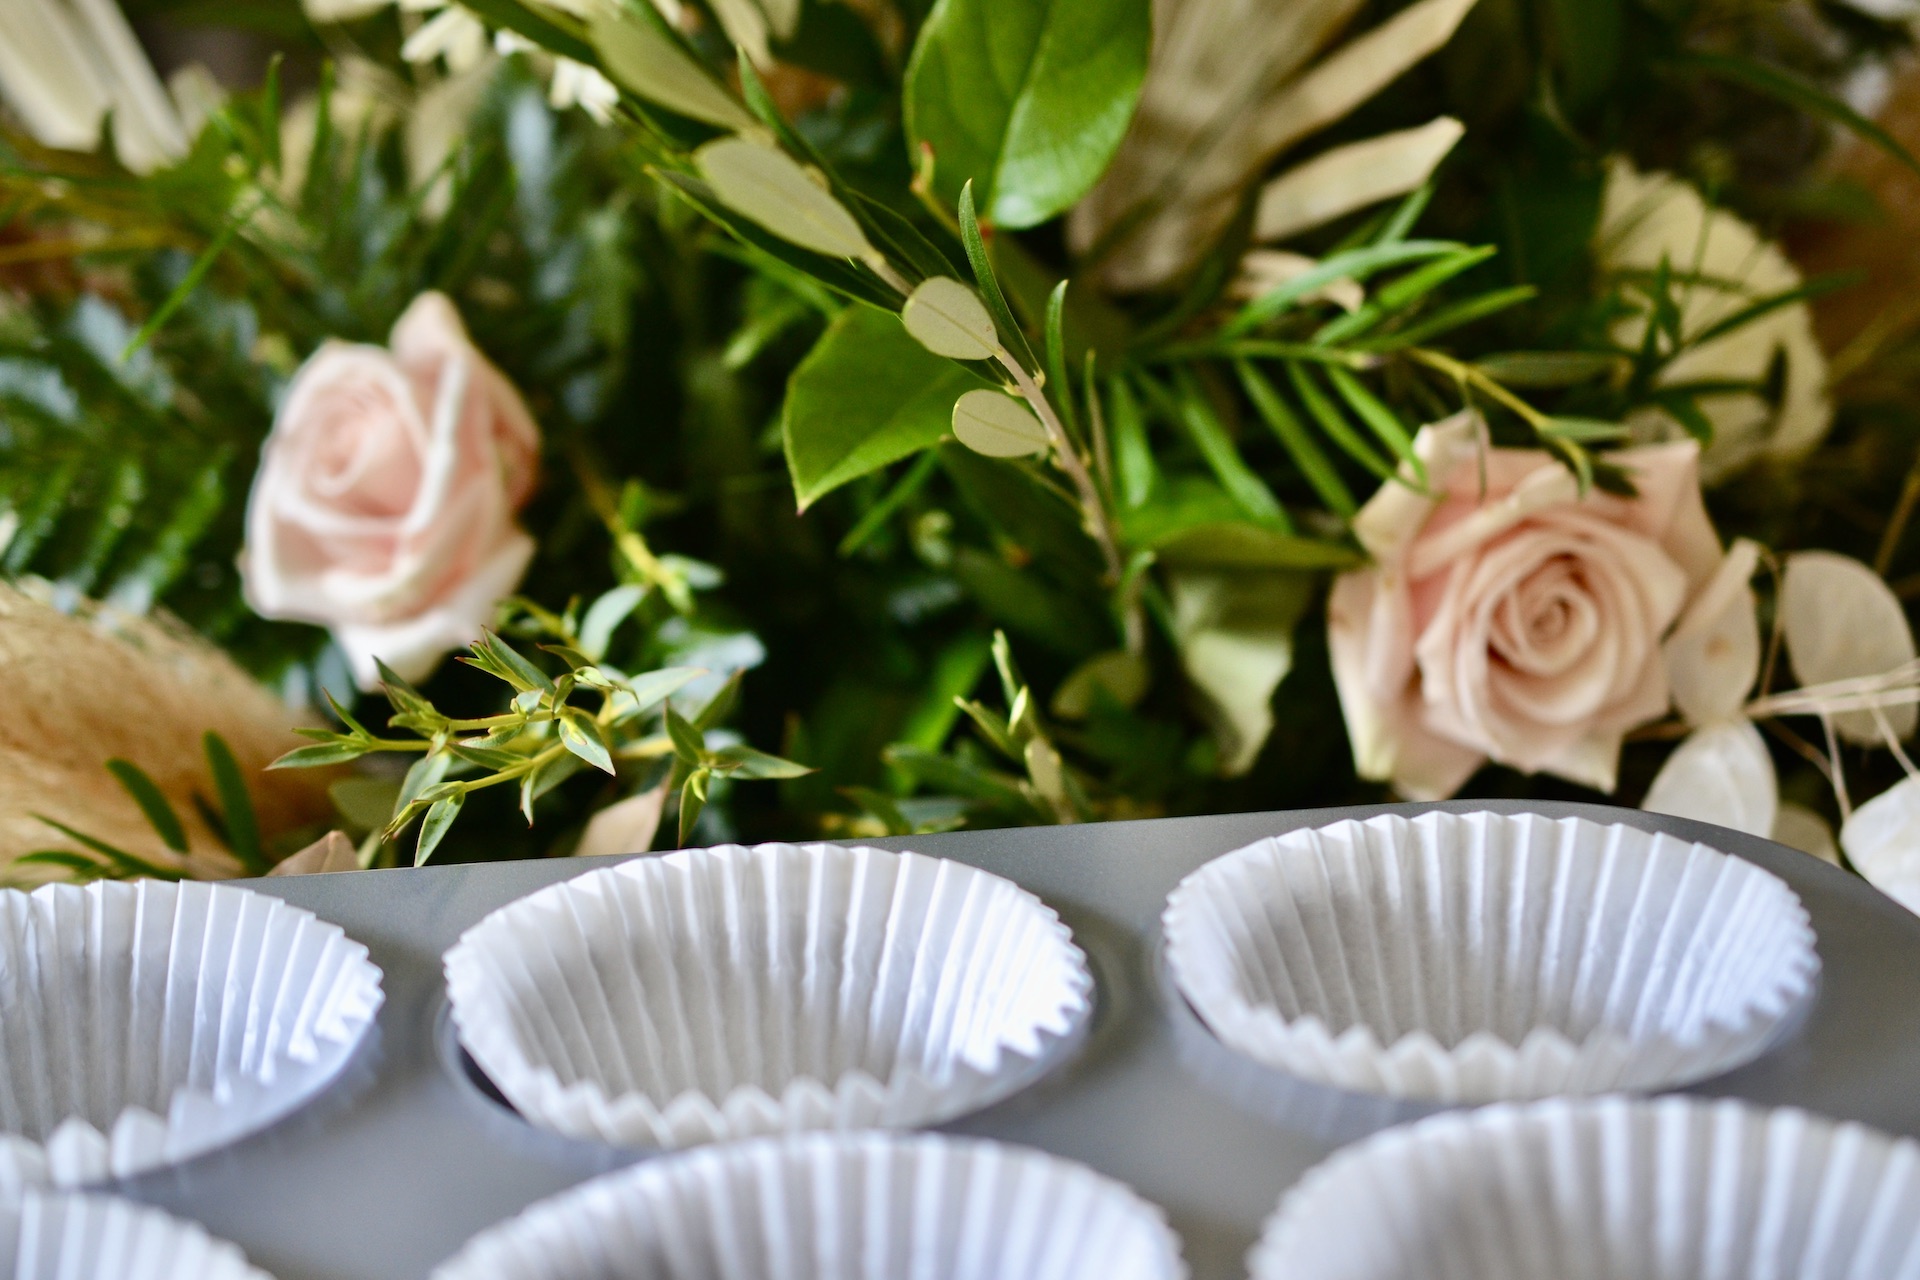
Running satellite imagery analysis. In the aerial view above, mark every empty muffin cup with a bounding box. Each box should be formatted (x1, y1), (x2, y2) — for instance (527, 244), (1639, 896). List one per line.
(1163, 810), (1817, 1101)
(431, 1131), (1183, 1280)
(443, 842), (1094, 1149)
(0, 879), (385, 1187)
(1251, 1096), (1920, 1280)
(0, 1190), (275, 1280)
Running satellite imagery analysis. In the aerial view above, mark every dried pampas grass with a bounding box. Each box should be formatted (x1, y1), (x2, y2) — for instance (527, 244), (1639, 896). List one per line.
(0, 581), (333, 880)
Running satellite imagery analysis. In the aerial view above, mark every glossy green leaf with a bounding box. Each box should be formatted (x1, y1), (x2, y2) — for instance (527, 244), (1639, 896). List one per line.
(905, 0), (1150, 228)
(1151, 521), (1363, 571)
(783, 305), (990, 508)
(416, 792), (465, 867)
(558, 709), (616, 774)
(268, 741), (372, 770)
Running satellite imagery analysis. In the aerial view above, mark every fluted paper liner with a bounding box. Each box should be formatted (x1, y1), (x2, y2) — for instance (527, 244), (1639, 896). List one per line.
(1251, 1096), (1920, 1280)
(0, 1190), (274, 1279)
(1163, 811), (1817, 1101)
(444, 842), (1093, 1149)
(432, 1131), (1184, 1280)
(0, 879), (385, 1188)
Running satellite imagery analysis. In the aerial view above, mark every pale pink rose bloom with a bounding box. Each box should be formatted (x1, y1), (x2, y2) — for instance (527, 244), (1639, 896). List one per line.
(242, 292), (540, 688)
(1328, 413), (1721, 799)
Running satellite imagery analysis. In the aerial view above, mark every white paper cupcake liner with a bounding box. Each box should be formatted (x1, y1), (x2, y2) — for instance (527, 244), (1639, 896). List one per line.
(1163, 810), (1818, 1101)
(0, 1190), (274, 1279)
(444, 842), (1093, 1149)
(0, 879), (385, 1188)
(431, 1131), (1184, 1280)
(1251, 1096), (1920, 1280)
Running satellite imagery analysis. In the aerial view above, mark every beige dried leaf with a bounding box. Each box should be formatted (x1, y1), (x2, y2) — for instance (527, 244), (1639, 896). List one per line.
(0, 583), (333, 879)
(1841, 773), (1920, 913)
(1780, 551), (1917, 744)
(1072, 0), (1480, 292)
(1253, 117), (1463, 244)
(902, 277), (1000, 361)
(695, 137), (876, 261)
(268, 830), (361, 877)
(951, 389), (1049, 457)
(1663, 538), (1761, 727)
(1641, 719), (1777, 840)
(573, 783), (668, 859)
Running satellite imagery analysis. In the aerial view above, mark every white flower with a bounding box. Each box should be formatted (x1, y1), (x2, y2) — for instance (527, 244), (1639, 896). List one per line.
(547, 58), (619, 124)
(0, 0), (186, 173)
(1596, 158), (1832, 484)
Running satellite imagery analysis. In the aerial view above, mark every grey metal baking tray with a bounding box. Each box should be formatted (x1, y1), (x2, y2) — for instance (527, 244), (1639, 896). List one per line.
(105, 800), (1920, 1280)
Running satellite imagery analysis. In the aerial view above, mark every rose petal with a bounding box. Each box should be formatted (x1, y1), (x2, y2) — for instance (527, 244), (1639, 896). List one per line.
(1641, 719), (1777, 839)
(1840, 774), (1920, 914)
(1665, 538), (1762, 726)
(1780, 550), (1918, 744)
(1772, 802), (1839, 866)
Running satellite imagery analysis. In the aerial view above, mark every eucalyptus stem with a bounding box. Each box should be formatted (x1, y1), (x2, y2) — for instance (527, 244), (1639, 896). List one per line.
(994, 349), (1124, 582)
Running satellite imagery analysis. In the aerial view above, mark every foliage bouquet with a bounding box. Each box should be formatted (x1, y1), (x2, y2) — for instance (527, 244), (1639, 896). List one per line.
(7, 0), (1920, 908)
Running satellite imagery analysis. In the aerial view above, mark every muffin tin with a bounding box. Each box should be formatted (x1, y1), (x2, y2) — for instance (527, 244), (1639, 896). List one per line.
(88, 800), (1920, 1280)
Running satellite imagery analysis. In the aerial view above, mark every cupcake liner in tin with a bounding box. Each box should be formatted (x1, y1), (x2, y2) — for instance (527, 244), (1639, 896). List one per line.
(0, 879), (385, 1187)
(1163, 810), (1818, 1101)
(1251, 1096), (1920, 1280)
(431, 1131), (1184, 1280)
(444, 842), (1093, 1149)
(0, 1190), (275, 1279)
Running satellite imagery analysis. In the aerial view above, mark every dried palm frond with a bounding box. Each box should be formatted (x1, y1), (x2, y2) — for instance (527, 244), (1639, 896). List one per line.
(0, 581), (333, 879)
(1070, 0), (1478, 292)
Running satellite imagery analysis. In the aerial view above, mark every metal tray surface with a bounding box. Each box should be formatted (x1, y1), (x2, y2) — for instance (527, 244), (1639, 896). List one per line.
(104, 800), (1920, 1280)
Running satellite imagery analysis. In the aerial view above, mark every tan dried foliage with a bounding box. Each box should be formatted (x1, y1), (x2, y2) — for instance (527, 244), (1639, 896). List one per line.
(0, 582), (333, 879)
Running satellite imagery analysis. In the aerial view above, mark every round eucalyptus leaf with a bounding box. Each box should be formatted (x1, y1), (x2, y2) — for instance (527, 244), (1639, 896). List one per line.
(951, 389), (1049, 458)
(902, 277), (1000, 360)
(695, 138), (875, 261)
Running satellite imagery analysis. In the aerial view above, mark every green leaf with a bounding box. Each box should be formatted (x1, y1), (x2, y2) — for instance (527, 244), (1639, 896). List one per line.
(677, 767), (711, 846)
(619, 666), (709, 716)
(1162, 372), (1288, 528)
(1540, 417), (1631, 444)
(905, 0), (1150, 227)
(1674, 52), (1920, 183)
(1358, 285), (1536, 351)
(579, 584), (651, 662)
(1285, 363), (1396, 484)
(1226, 240), (1462, 337)
(837, 451), (941, 557)
(957, 182), (1040, 373)
(1166, 568), (1313, 776)
(882, 744), (1038, 813)
(1474, 351), (1623, 387)
(665, 706), (707, 762)
(1234, 360), (1356, 518)
(783, 305), (991, 508)
(203, 732), (264, 875)
(1044, 280), (1080, 441)
(268, 741), (371, 769)
(1151, 522), (1363, 571)
(557, 710), (616, 774)
(482, 631), (557, 694)
(1326, 367), (1424, 483)
(587, 0), (756, 130)
(465, 0), (596, 62)
(33, 817), (183, 881)
(416, 792), (465, 867)
(710, 744), (815, 779)
(1682, 272), (1860, 350)
(105, 759), (187, 853)
(1106, 375), (1157, 509)
(448, 742), (528, 771)
(398, 751), (453, 814)
(1312, 245), (1497, 346)
(694, 670), (746, 731)
(375, 660), (438, 718)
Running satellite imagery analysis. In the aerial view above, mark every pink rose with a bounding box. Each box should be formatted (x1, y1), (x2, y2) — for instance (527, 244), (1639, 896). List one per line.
(1328, 413), (1721, 799)
(242, 292), (540, 688)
